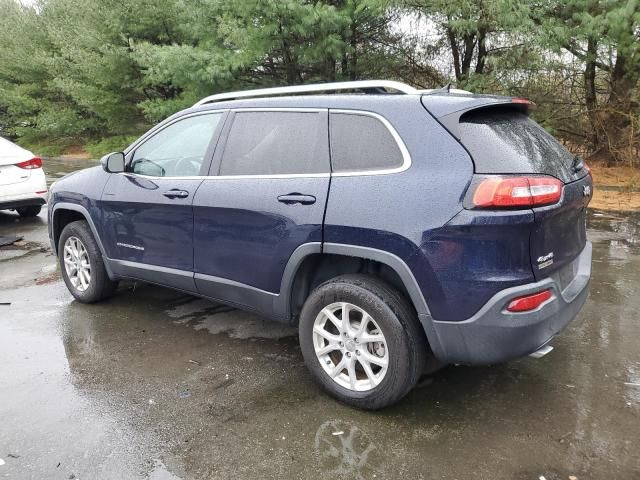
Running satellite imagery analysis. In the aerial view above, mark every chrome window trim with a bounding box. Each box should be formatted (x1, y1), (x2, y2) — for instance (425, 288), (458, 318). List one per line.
(124, 109), (228, 156)
(231, 107), (325, 113)
(329, 109), (412, 177)
(122, 108), (411, 180)
(121, 172), (331, 181)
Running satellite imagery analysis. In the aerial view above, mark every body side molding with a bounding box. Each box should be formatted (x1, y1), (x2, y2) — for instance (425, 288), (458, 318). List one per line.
(274, 242), (323, 320)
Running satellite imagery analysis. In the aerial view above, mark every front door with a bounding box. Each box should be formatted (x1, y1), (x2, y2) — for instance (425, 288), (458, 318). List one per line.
(192, 109), (330, 316)
(100, 112), (226, 291)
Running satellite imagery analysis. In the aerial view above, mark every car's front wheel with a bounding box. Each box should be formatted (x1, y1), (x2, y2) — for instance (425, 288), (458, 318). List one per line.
(58, 220), (118, 303)
(299, 274), (429, 410)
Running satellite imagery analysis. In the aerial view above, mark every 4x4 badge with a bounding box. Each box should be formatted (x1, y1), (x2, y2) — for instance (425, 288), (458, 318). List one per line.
(583, 185), (591, 197)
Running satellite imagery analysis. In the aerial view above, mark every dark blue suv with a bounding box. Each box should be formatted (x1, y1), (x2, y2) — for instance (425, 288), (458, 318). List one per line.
(48, 81), (592, 409)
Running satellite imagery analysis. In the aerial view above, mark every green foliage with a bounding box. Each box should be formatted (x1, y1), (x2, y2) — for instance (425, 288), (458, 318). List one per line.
(85, 135), (140, 158)
(0, 0), (638, 163)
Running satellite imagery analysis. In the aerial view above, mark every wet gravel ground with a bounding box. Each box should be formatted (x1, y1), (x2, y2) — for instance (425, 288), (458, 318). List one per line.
(0, 159), (639, 479)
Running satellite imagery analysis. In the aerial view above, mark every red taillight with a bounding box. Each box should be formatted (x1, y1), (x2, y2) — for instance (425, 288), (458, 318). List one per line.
(585, 162), (592, 177)
(506, 289), (552, 312)
(471, 176), (563, 208)
(15, 157), (42, 169)
(511, 97), (536, 111)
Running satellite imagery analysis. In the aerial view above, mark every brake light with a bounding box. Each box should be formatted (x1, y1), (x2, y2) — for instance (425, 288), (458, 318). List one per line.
(506, 289), (552, 312)
(15, 157), (42, 169)
(585, 162), (592, 177)
(471, 176), (563, 208)
(511, 97), (536, 111)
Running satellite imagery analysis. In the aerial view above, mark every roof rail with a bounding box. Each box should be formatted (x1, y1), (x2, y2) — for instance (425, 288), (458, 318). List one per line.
(193, 80), (418, 107)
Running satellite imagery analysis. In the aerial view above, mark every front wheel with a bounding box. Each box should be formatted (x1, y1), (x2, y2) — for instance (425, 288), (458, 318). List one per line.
(58, 220), (118, 303)
(299, 274), (429, 410)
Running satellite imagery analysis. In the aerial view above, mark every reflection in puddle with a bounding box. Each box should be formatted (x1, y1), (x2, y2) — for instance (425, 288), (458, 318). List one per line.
(165, 297), (297, 339)
(148, 459), (182, 480)
(315, 420), (379, 480)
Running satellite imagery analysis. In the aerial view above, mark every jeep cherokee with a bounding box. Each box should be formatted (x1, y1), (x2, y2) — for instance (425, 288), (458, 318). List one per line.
(48, 80), (592, 409)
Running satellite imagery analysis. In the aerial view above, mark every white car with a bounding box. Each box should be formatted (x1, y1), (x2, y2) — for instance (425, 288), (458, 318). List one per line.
(0, 137), (47, 217)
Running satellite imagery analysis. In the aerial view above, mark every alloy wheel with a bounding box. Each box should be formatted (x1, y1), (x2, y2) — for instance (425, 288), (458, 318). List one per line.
(63, 236), (91, 292)
(313, 302), (389, 391)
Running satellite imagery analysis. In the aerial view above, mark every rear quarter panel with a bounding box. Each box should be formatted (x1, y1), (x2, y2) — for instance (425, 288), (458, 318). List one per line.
(324, 99), (475, 320)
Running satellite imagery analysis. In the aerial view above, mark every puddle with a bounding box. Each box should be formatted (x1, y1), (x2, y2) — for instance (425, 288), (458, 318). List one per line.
(166, 297), (296, 340)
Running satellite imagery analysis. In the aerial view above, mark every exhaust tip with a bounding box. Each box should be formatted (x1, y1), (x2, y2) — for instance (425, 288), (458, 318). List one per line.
(529, 345), (554, 359)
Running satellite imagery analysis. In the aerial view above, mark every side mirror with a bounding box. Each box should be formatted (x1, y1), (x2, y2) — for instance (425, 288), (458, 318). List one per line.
(101, 152), (125, 173)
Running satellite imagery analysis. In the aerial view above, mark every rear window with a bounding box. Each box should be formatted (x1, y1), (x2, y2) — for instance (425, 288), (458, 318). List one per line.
(458, 109), (577, 183)
(330, 112), (404, 173)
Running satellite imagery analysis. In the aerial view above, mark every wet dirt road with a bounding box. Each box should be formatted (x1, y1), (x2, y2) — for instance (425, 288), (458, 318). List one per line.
(0, 160), (639, 479)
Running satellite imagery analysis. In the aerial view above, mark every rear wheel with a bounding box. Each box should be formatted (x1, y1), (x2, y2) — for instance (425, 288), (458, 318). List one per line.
(299, 274), (429, 409)
(17, 205), (41, 217)
(58, 220), (117, 303)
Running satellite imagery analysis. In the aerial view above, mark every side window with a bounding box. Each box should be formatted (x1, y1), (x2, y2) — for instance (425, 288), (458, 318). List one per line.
(330, 112), (404, 173)
(131, 113), (223, 177)
(219, 111), (328, 176)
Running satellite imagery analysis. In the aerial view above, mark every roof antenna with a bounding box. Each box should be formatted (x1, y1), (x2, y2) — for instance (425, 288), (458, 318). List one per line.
(425, 82), (453, 95)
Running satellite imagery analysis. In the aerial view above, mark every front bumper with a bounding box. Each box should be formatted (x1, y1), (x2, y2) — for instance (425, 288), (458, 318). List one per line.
(423, 242), (592, 365)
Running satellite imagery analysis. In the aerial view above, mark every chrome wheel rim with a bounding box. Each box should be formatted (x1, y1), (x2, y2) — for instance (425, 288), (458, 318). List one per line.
(313, 302), (389, 392)
(63, 236), (91, 292)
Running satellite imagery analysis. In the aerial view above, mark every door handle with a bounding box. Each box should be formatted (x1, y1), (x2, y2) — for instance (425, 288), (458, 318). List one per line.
(163, 189), (189, 199)
(277, 193), (316, 205)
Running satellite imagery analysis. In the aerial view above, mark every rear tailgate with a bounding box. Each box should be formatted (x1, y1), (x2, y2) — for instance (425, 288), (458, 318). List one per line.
(531, 173), (591, 280)
(424, 96), (591, 282)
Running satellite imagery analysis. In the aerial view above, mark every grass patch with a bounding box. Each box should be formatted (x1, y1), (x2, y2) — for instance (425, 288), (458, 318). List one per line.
(17, 138), (78, 157)
(85, 135), (139, 158)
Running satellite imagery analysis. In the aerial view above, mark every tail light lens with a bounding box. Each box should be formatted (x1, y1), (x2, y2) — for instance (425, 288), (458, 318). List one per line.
(15, 157), (42, 169)
(506, 289), (552, 312)
(468, 175), (563, 209)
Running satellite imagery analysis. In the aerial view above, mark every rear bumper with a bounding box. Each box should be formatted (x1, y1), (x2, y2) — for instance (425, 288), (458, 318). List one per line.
(0, 196), (46, 211)
(423, 242), (592, 365)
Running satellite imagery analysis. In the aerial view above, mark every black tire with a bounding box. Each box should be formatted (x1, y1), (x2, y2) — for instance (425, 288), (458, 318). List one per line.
(17, 205), (41, 217)
(299, 274), (429, 410)
(58, 220), (117, 303)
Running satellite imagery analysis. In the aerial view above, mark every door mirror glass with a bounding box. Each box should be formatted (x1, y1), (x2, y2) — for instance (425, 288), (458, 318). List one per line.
(131, 158), (165, 177)
(101, 152), (125, 173)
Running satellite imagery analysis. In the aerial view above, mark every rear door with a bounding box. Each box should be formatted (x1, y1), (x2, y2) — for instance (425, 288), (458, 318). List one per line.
(455, 107), (592, 279)
(100, 112), (225, 290)
(192, 109), (330, 314)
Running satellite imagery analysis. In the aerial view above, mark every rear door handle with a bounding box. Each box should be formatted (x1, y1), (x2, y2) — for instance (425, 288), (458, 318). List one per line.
(277, 193), (316, 205)
(163, 189), (189, 199)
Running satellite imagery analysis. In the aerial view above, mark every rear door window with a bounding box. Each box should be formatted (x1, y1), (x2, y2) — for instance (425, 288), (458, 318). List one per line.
(457, 108), (578, 183)
(329, 112), (404, 173)
(219, 111), (328, 175)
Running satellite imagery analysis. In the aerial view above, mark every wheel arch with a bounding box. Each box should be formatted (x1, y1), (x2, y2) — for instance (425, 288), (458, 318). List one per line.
(278, 243), (432, 323)
(51, 203), (107, 259)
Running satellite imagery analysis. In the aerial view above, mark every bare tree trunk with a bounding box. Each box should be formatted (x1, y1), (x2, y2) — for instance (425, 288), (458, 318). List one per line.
(595, 52), (639, 164)
(349, 19), (357, 80)
(446, 25), (462, 81)
(584, 37), (599, 149)
(475, 29), (487, 74)
(460, 34), (475, 79)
